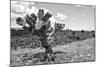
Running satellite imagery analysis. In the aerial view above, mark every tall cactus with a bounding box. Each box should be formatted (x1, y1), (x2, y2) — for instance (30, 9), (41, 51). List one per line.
(16, 9), (64, 62)
(36, 9), (55, 62)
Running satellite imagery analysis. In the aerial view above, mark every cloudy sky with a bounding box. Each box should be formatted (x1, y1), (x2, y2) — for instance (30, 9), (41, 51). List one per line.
(11, 0), (95, 31)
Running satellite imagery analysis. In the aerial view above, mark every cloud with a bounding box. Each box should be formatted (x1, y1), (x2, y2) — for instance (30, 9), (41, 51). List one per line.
(11, 1), (38, 28)
(25, 6), (38, 15)
(11, 1), (35, 7)
(11, 1), (37, 15)
(71, 18), (77, 21)
(82, 14), (86, 17)
(11, 2), (25, 14)
(74, 4), (84, 8)
(56, 12), (67, 20)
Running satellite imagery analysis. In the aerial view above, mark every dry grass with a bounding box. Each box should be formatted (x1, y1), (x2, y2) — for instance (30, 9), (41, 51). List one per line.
(53, 38), (95, 63)
(10, 38), (95, 66)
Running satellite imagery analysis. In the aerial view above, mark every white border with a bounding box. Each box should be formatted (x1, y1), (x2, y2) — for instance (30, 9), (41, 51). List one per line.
(0, 0), (99, 67)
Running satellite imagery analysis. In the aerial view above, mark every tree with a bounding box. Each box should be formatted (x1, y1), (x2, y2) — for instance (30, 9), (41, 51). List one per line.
(81, 30), (85, 32)
(16, 9), (56, 62)
(54, 22), (65, 32)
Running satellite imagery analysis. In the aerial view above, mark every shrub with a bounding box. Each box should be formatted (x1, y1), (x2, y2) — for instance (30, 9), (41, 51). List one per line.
(81, 30), (84, 32)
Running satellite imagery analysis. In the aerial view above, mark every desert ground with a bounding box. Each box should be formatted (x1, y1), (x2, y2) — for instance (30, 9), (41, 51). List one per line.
(10, 38), (95, 66)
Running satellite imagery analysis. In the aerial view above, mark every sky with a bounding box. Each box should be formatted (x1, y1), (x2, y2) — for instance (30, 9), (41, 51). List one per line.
(11, 0), (96, 31)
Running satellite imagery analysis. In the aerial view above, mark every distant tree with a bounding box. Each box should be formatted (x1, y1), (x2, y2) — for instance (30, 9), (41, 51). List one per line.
(92, 34), (95, 38)
(91, 30), (95, 32)
(76, 36), (80, 40)
(81, 30), (85, 32)
(72, 31), (75, 35)
(91, 30), (95, 38)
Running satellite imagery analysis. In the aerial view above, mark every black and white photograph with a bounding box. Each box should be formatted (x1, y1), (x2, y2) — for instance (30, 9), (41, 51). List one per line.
(10, 0), (96, 67)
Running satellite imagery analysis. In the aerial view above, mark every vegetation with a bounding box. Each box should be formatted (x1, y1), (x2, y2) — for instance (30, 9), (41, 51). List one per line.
(11, 29), (95, 49)
(11, 9), (95, 66)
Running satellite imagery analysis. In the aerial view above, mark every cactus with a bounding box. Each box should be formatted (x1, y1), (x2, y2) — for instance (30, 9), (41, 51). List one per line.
(16, 9), (65, 62)
(54, 22), (65, 32)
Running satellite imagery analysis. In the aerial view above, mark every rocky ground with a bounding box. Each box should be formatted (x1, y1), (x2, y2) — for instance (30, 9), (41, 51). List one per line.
(10, 38), (95, 67)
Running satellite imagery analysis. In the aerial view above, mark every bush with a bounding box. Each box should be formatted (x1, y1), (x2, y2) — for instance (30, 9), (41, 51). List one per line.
(11, 29), (95, 50)
(11, 36), (42, 49)
(81, 30), (84, 32)
(76, 36), (80, 40)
